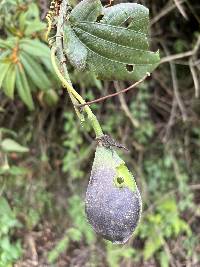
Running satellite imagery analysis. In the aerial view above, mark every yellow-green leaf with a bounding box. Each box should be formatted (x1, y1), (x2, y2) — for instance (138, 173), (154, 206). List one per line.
(1, 138), (29, 153)
(16, 66), (34, 110)
(20, 52), (51, 91)
(20, 39), (50, 58)
(3, 64), (16, 98)
(0, 63), (11, 88)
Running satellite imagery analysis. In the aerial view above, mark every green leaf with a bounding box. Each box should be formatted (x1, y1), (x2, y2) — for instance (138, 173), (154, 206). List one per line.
(48, 236), (69, 263)
(159, 251), (170, 267)
(69, 0), (103, 22)
(40, 57), (59, 84)
(3, 64), (16, 98)
(40, 57), (55, 74)
(0, 63), (11, 88)
(18, 11), (27, 32)
(0, 127), (17, 137)
(0, 50), (10, 61)
(0, 197), (12, 216)
(68, 228), (82, 241)
(20, 39), (50, 58)
(22, 2), (46, 35)
(64, 25), (88, 70)
(16, 66), (34, 110)
(0, 38), (14, 49)
(20, 52), (51, 91)
(144, 234), (164, 260)
(64, 1), (160, 81)
(43, 89), (59, 106)
(1, 138), (29, 153)
(24, 21), (46, 36)
(101, 3), (149, 33)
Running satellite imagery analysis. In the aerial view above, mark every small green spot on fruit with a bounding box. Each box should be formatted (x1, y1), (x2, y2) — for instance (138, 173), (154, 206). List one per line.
(114, 163), (136, 192)
(117, 176), (124, 184)
(114, 176), (125, 188)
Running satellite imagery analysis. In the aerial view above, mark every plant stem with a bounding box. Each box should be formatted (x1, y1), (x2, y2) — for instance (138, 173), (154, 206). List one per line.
(51, 46), (103, 138)
(77, 73), (150, 108)
(54, 0), (82, 120)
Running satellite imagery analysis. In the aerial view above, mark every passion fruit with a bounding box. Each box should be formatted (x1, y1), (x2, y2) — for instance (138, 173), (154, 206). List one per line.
(85, 145), (142, 244)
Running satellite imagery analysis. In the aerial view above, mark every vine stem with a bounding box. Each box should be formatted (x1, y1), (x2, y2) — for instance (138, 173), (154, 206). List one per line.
(51, 46), (103, 138)
(54, 0), (82, 120)
(48, 0), (103, 138)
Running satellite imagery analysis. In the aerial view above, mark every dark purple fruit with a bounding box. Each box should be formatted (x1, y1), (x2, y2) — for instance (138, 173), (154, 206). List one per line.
(85, 145), (142, 244)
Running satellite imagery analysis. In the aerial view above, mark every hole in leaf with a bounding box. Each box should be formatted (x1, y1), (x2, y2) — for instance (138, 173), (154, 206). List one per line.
(126, 64), (134, 72)
(117, 177), (124, 184)
(96, 14), (104, 22)
(121, 17), (133, 28)
(29, 16), (36, 21)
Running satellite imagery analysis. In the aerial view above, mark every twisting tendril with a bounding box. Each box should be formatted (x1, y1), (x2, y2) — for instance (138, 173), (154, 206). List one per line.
(45, 0), (62, 41)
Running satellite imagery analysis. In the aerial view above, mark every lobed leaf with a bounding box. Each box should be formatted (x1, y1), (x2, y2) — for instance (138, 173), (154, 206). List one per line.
(64, 0), (160, 81)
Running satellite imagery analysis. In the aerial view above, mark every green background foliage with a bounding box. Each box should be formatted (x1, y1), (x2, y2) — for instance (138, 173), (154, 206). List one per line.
(0, 0), (200, 266)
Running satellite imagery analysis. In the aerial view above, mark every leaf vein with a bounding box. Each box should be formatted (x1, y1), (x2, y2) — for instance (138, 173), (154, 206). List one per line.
(72, 28), (157, 66)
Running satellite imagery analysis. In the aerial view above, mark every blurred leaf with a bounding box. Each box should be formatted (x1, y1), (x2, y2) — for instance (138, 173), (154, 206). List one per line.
(159, 251), (169, 267)
(40, 57), (56, 75)
(0, 127), (17, 137)
(1, 138), (29, 153)
(22, 3), (46, 36)
(0, 62), (11, 88)
(68, 196), (95, 244)
(158, 198), (177, 213)
(20, 39), (50, 58)
(43, 89), (59, 106)
(0, 197), (12, 217)
(144, 234), (164, 260)
(16, 65), (34, 110)
(0, 50), (10, 60)
(48, 236), (69, 263)
(25, 21), (46, 36)
(0, 37), (17, 50)
(106, 242), (135, 267)
(18, 11), (27, 32)
(3, 64), (16, 98)
(20, 52), (51, 91)
(0, 197), (20, 235)
(0, 197), (22, 266)
(68, 228), (82, 241)
(26, 3), (40, 18)
(5, 166), (28, 176)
